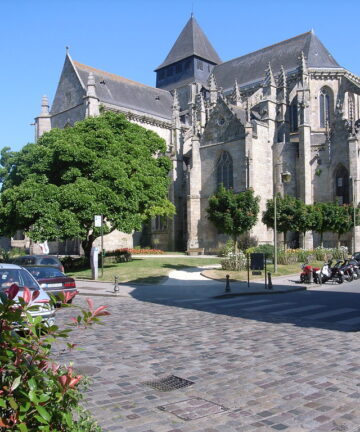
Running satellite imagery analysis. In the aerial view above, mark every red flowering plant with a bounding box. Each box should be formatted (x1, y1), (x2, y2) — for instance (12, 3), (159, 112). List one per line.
(0, 284), (109, 431)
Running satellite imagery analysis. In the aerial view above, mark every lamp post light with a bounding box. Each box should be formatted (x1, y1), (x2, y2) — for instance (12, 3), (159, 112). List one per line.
(274, 170), (292, 273)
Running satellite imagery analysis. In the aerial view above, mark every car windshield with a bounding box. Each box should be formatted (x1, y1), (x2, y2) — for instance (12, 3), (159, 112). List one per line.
(27, 267), (64, 279)
(0, 269), (39, 291)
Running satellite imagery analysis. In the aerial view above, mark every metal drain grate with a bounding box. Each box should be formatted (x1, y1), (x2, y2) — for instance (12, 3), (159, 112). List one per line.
(143, 375), (194, 392)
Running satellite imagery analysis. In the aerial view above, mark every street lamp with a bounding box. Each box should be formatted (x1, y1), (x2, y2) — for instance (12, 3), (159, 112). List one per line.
(274, 170), (292, 273)
(350, 177), (359, 253)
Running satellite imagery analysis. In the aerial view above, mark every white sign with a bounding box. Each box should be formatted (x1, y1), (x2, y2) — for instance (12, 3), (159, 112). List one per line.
(94, 215), (102, 227)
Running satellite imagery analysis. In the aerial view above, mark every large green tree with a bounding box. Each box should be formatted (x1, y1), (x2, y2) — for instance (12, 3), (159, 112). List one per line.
(0, 112), (175, 257)
(206, 186), (260, 252)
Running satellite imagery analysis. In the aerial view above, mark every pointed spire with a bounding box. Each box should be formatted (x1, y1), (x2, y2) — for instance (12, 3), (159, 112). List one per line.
(208, 73), (218, 106)
(40, 95), (50, 115)
(264, 62), (275, 88)
(278, 66), (287, 89)
(86, 72), (97, 98)
(172, 89), (180, 112)
(232, 80), (242, 106)
(155, 16), (221, 70)
(85, 72), (99, 117)
(298, 51), (308, 76)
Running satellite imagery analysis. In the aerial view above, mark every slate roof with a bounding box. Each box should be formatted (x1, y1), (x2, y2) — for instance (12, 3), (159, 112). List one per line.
(72, 59), (173, 120)
(213, 31), (341, 92)
(156, 16), (221, 70)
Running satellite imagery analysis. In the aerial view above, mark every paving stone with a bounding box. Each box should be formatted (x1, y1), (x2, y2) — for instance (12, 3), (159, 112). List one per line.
(53, 296), (360, 431)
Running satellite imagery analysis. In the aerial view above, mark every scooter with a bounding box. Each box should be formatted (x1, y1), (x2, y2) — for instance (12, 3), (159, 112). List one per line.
(317, 260), (344, 284)
(300, 263), (320, 283)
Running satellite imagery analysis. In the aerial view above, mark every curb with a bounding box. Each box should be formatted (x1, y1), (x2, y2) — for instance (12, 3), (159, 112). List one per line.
(214, 286), (307, 299)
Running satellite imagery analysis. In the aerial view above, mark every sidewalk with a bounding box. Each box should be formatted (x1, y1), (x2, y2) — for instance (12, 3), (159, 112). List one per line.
(75, 267), (308, 299)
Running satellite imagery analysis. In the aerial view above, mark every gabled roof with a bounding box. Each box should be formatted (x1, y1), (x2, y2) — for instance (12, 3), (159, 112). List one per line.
(213, 30), (341, 92)
(72, 59), (172, 120)
(156, 16), (221, 70)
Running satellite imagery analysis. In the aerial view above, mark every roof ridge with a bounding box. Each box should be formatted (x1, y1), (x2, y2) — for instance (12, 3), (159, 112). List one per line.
(72, 60), (170, 94)
(217, 31), (312, 68)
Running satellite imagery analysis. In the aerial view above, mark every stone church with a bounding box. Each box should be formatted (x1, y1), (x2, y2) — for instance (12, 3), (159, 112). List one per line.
(34, 16), (360, 254)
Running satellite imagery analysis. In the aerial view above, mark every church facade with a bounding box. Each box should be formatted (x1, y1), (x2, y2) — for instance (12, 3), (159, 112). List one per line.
(34, 16), (360, 253)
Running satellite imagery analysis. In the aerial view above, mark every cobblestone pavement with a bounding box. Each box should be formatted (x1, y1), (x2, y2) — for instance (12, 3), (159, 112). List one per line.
(54, 296), (360, 432)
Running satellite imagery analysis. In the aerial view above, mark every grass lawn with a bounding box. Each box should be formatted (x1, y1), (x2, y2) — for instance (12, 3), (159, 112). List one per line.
(69, 257), (221, 284)
(203, 261), (324, 282)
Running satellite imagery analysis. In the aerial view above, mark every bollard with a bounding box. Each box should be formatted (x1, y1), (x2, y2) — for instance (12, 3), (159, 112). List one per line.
(225, 274), (231, 293)
(114, 276), (119, 294)
(267, 272), (273, 290)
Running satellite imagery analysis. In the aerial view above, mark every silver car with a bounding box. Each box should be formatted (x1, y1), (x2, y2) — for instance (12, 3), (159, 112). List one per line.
(0, 263), (55, 327)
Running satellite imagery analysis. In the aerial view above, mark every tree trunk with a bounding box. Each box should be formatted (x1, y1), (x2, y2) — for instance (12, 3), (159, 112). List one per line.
(320, 232), (323, 248)
(233, 235), (238, 254)
(82, 233), (95, 260)
(337, 234), (341, 249)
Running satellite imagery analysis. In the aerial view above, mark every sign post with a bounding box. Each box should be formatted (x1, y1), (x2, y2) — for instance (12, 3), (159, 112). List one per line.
(94, 215), (104, 277)
(249, 253), (266, 289)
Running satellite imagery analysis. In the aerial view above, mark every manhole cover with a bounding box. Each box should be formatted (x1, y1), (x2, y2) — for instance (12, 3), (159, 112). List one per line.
(143, 375), (194, 392)
(158, 397), (228, 421)
(75, 366), (101, 376)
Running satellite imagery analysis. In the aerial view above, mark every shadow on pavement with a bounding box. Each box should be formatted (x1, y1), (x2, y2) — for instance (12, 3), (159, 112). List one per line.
(125, 276), (360, 333)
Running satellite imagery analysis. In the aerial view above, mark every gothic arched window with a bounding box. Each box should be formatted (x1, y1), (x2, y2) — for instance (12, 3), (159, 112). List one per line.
(289, 97), (298, 132)
(348, 93), (355, 123)
(320, 87), (331, 128)
(335, 166), (349, 204)
(217, 151), (233, 189)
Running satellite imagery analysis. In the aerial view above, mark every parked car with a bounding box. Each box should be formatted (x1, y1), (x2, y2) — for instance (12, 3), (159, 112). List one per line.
(12, 255), (64, 272)
(24, 266), (77, 303)
(0, 263), (55, 327)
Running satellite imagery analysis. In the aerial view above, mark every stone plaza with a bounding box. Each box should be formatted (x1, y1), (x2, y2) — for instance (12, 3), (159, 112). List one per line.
(55, 293), (360, 432)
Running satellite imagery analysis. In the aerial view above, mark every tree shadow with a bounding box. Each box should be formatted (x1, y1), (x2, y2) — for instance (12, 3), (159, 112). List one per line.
(125, 278), (360, 333)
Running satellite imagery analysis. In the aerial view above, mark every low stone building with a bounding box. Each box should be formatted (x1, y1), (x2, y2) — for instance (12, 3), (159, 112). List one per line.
(31, 16), (360, 254)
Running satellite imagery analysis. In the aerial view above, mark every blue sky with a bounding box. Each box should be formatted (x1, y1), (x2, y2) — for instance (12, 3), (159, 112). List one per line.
(2, 0), (360, 151)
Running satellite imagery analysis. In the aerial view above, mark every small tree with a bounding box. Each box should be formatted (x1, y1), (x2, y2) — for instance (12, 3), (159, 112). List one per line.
(206, 186), (260, 252)
(262, 194), (303, 249)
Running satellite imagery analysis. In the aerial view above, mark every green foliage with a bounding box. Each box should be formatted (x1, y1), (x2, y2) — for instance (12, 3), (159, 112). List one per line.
(218, 240), (235, 257)
(246, 244), (274, 260)
(0, 112), (175, 257)
(0, 287), (108, 431)
(262, 194), (306, 246)
(207, 186), (260, 251)
(60, 256), (90, 272)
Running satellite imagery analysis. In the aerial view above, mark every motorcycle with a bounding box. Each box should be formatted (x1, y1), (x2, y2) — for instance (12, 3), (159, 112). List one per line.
(332, 259), (358, 282)
(300, 263), (320, 283)
(317, 260), (344, 284)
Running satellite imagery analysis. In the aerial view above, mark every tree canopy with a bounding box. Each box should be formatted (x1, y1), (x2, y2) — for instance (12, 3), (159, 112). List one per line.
(0, 112), (175, 256)
(206, 186), (260, 251)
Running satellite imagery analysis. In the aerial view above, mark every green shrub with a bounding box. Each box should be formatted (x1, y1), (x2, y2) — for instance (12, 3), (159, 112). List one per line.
(221, 251), (247, 271)
(0, 287), (108, 431)
(247, 244), (274, 260)
(61, 256), (89, 272)
(218, 240), (235, 257)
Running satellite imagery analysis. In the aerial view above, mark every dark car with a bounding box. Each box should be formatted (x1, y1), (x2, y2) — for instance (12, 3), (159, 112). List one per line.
(24, 266), (77, 303)
(12, 255), (64, 272)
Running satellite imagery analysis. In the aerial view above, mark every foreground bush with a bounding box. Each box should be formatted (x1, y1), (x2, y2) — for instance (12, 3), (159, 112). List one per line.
(0, 286), (109, 431)
(221, 251), (247, 271)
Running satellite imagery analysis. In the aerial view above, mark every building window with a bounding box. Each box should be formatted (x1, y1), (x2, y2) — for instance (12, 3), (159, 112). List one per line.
(158, 69), (165, 80)
(184, 59), (191, 71)
(335, 166), (349, 204)
(348, 93), (355, 122)
(289, 97), (298, 132)
(154, 216), (167, 231)
(166, 67), (173, 77)
(176, 62), (182, 73)
(197, 59), (203, 70)
(217, 151), (233, 189)
(320, 87), (331, 128)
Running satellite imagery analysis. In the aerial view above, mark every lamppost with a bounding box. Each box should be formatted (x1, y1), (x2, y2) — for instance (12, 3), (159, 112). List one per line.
(273, 170), (292, 273)
(350, 177), (359, 253)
